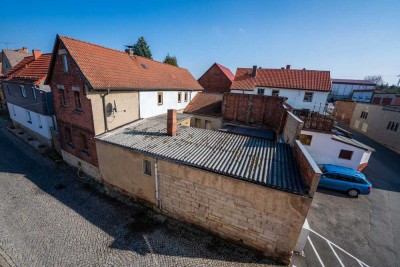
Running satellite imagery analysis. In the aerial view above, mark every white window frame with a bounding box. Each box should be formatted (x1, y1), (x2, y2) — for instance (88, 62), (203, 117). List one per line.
(257, 88), (265, 95)
(303, 92), (314, 102)
(32, 87), (37, 101)
(20, 85), (26, 98)
(272, 89), (280, 97)
(143, 159), (152, 176)
(62, 55), (69, 72)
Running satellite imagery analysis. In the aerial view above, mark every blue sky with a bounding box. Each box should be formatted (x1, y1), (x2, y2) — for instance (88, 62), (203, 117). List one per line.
(1, 0), (399, 84)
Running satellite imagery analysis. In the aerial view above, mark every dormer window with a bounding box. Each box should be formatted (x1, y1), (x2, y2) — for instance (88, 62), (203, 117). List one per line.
(62, 55), (69, 72)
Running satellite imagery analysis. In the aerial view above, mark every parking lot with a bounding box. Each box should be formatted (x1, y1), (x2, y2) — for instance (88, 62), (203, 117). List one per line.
(305, 123), (400, 267)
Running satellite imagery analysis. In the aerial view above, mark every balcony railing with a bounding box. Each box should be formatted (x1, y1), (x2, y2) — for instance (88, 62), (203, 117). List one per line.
(292, 109), (335, 132)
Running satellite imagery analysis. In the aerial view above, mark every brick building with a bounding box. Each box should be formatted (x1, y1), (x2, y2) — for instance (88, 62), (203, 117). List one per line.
(45, 35), (202, 179)
(198, 63), (234, 93)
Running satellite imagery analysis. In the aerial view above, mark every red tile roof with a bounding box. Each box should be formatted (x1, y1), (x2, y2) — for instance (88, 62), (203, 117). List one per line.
(49, 36), (203, 91)
(231, 68), (331, 92)
(215, 63), (234, 81)
(4, 53), (51, 84)
(184, 92), (223, 117)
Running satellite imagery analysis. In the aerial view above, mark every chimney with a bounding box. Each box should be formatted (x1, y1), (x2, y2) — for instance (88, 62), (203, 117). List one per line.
(18, 47), (28, 53)
(286, 64), (291, 70)
(125, 48), (134, 57)
(167, 109), (177, 136)
(251, 65), (257, 77)
(32, 50), (42, 60)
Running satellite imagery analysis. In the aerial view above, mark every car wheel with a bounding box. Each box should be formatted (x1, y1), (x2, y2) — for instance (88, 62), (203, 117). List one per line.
(348, 189), (359, 197)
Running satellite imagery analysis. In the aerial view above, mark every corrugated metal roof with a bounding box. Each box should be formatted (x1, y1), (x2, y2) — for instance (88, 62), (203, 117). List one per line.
(95, 115), (306, 195)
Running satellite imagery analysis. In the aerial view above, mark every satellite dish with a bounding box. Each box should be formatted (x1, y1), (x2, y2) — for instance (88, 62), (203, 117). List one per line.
(105, 103), (113, 116)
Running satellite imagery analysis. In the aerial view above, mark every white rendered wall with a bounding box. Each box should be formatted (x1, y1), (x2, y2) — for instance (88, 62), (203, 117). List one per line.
(300, 130), (366, 170)
(139, 90), (200, 118)
(7, 102), (54, 140)
(231, 88), (329, 113)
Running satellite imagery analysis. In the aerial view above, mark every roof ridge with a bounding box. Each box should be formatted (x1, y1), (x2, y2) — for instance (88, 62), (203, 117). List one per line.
(59, 35), (128, 55)
(132, 54), (189, 71)
(236, 67), (329, 72)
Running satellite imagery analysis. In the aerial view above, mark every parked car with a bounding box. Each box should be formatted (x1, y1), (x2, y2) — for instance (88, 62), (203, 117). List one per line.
(318, 164), (372, 197)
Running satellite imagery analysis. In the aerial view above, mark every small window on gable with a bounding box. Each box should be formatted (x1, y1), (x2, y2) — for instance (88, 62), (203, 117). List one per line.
(299, 134), (313, 146)
(339, 149), (353, 160)
(178, 92), (182, 103)
(62, 55), (69, 72)
(184, 92), (188, 102)
(20, 85), (26, 97)
(158, 92), (163, 105)
(81, 134), (88, 153)
(143, 159), (151, 176)
(272, 90), (280, 97)
(32, 87), (37, 101)
(74, 91), (82, 110)
(303, 92), (313, 102)
(60, 89), (66, 106)
(257, 88), (265, 95)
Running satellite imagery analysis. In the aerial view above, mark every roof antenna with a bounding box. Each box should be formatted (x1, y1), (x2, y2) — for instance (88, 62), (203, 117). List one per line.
(0, 41), (16, 49)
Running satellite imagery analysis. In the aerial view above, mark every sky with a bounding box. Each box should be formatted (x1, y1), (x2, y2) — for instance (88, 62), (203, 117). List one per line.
(1, 0), (399, 84)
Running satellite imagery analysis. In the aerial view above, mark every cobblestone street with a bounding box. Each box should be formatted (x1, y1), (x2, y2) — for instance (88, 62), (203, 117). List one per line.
(0, 120), (279, 267)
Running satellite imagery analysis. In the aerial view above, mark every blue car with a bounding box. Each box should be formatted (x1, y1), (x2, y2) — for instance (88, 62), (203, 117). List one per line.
(318, 164), (372, 197)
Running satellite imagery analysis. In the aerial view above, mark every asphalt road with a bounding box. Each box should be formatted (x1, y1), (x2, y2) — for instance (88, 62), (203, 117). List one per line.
(0, 119), (279, 267)
(305, 122), (400, 267)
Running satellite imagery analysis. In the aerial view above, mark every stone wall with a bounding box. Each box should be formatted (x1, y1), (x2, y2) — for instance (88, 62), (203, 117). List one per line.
(158, 159), (312, 263)
(333, 100), (356, 125)
(294, 140), (322, 197)
(222, 93), (286, 131)
(282, 111), (304, 146)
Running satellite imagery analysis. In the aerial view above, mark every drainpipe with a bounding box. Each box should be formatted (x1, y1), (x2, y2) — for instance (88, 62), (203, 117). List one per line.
(154, 158), (161, 210)
(101, 89), (110, 132)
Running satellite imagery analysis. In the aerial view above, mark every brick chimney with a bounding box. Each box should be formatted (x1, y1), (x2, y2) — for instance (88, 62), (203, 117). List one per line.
(251, 65), (257, 77)
(32, 50), (42, 60)
(286, 64), (291, 70)
(167, 109), (177, 136)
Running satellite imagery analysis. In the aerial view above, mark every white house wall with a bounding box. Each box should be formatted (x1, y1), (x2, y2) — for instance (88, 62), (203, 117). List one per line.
(7, 102), (54, 140)
(231, 88), (329, 112)
(139, 90), (200, 118)
(300, 130), (365, 170)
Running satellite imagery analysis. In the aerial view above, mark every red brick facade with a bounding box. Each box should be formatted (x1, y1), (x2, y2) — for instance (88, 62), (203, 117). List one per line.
(333, 100), (356, 125)
(198, 64), (233, 93)
(48, 42), (99, 166)
(222, 93), (286, 132)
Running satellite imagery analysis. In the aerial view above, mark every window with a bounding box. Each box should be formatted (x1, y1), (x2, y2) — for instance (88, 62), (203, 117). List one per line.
(184, 92), (188, 102)
(324, 173), (337, 179)
(157, 92), (163, 105)
(360, 111), (368, 119)
(74, 91), (82, 110)
(205, 120), (212, 130)
(65, 127), (73, 145)
(178, 92), (182, 103)
(60, 89), (66, 106)
(272, 90), (280, 97)
(26, 110), (31, 123)
(143, 159), (151, 176)
(299, 134), (313, 146)
(303, 92), (313, 102)
(81, 134), (88, 153)
(339, 149), (353, 160)
(62, 55), (69, 72)
(37, 115), (42, 128)
(20, 85), (26, 97)
(387, 121), (399, 132)
(257, 88), (265, 95)
(32, 87), (37, 101)
(195, 118), (201, 128)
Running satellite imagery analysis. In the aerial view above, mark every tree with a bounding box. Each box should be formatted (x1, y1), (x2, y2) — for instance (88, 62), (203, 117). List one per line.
(163, 54), (178, 67)
(364, 75), (384, 85)
(133, 37), (152, 59)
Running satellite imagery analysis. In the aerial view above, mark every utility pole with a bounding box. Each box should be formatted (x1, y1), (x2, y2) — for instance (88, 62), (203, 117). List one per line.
(397, 75), (400, 86)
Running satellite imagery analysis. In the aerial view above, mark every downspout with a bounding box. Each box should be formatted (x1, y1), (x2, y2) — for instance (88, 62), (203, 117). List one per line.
(43, 89), (56, 130)
(154, 158), (161, 210)
(138, 91), (141, 119)
(101, 89), (110, 132)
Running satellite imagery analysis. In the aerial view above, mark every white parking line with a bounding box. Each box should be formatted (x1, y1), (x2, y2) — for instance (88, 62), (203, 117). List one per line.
(309, 229), (370, 267)
(307, 236), (325, 267)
